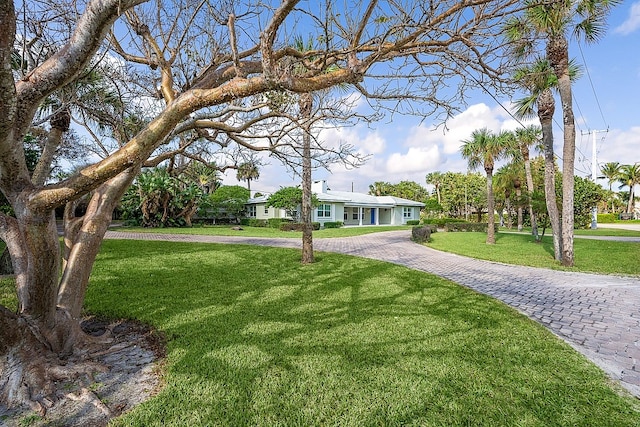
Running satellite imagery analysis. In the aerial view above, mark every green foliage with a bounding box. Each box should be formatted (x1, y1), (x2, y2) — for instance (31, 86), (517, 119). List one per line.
(322, 221), (343, 229)
(120, 168), (205, 228)
(444, 223), (499, 232)
(436, 172), (486, 218)
(207, 185), (250, 222)
(267, 218), (292, 229)
(241, 218), (268, 227)
(597, 213), (616, 224)
(406, 220), (420, 225)
(423, 217), (469, 228)
(573, 176), (605, 228)
(368, 180), (428, 202)
(266, 187), (319, 221)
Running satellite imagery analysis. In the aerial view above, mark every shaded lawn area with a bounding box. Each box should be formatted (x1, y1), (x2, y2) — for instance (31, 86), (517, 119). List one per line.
(427, 231), (640, 276)
(73, 240), (640, 426)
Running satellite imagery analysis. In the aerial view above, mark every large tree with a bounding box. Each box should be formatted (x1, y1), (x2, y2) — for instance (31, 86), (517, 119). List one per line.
(0, 0), (522, 412)
(507, 0), (620, 266)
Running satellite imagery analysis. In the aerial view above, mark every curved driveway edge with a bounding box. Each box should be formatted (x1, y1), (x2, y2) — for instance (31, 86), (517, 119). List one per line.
(105, 229), (640, 398)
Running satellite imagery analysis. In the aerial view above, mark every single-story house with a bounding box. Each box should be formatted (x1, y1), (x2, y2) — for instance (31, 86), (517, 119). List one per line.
(245, 180), (425, 226)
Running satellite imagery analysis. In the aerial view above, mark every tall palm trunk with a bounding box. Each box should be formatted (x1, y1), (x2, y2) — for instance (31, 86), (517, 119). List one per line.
(485, 167), (496, 244)
(548, 36), (575, 266)
(300, 93), (314, 264)
(521, 147), (538, 240)
(538, 88), (562, 260)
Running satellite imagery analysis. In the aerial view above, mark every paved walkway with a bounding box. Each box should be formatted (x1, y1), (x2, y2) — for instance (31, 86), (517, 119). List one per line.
(106, 229), (640, 398)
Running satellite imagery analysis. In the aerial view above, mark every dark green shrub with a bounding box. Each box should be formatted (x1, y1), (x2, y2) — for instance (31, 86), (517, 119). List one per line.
(323, 221), (343, 229)
(597, 213), (616, 223)
(279, 222), (321, 232)
(406, 220), (420, 226)
(411, 226), (431, 243)
(246, 218), (268, 227)
(444, 222), (499, 232)
(267, 218), (291, 228)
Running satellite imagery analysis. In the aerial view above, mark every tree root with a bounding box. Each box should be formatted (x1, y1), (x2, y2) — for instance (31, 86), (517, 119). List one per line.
(0, 315), (164, 426)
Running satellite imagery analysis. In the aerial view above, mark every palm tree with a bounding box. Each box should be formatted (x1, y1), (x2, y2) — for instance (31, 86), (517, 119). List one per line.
(514, 126), (542, 238)
(600, 161), (621, 213)
(425, 172), (444, 205)
(618, 163), (640, 215)
(236, 162), (260, 193)
(507, 0), (619, 266)
(601, 162), (621, 191)
(184, 161), (221, 195)
(461, 128), (510, 244)
(511, 58), (565, 260)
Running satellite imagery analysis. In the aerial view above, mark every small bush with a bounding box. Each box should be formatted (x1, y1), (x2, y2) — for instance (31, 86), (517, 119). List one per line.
(597, 213), (616, 224)
(279, 222), (321, 232)
(411, 226), (431, 243)
(323, 221), (343, 229)
(444, 222), (499, 232)
(423, 218), (468, 228)
(267, 218), (291, 229)
(406, 220), (420, 226)
(246, 218), (268, 227)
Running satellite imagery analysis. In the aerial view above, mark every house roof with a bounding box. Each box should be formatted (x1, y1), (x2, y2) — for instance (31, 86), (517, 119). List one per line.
(247, 184), (425, 208)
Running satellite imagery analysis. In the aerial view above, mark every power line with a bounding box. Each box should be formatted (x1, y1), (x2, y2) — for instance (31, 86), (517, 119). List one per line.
(577, 41), (609, 129)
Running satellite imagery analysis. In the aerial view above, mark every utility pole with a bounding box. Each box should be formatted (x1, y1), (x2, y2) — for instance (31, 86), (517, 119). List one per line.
(585, 129), (608, 229)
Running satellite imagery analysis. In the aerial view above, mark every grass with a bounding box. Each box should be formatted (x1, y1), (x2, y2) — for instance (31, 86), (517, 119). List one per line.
(117, 224), (412, 238)
(427, 231), (640, 276)
(56, 240), (638, 426)
(574, 228), (640, 237)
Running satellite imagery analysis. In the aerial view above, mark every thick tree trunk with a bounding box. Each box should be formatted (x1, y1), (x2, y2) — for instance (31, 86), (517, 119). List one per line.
(538, 89), (562, 261)
(548, 36), (575, 267)
(0, 168), (137, 410)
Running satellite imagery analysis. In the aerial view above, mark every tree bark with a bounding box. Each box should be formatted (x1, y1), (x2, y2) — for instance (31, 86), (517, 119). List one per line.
(300, 93), (314, 264)
(548, 36), (575, 267)
(538, 88), (562, 261)
(485, 169), (496, 244)
(522, 151), (539, 241)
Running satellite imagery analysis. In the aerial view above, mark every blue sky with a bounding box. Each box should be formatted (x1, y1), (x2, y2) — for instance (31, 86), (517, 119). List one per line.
(227, 2), (640, 197)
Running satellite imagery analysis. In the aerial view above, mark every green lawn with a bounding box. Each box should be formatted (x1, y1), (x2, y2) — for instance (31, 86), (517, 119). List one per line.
(56, 240), (637, 425)
(117, 224), (412, 238)
(427, 231), (640, 276)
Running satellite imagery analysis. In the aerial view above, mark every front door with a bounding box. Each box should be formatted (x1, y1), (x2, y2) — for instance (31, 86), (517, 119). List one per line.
(370, 209), (375, 225)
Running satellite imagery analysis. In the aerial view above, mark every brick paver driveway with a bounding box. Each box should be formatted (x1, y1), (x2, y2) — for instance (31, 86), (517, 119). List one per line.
(106, 229), (640, 398)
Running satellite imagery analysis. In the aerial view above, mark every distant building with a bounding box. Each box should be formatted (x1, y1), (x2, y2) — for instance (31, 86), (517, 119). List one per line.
(245, 180), (425, 226)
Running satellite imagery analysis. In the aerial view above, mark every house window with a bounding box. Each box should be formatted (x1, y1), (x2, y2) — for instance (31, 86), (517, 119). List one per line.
(403, 207), (413, 219)
(317, 204), (331, 218)
(352, 210), (359, 220)
(264, 205), (269, 215)
(248, 205), (256, 217)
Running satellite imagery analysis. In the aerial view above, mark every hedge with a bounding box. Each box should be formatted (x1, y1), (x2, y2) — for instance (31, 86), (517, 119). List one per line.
(279, 222), (321, 231)
(322, 221), (343, 229)
(597, 213), (616, 223)
(443, 222), (499, 232)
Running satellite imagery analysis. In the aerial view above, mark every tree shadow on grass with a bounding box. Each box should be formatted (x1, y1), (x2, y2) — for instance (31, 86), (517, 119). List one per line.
(89, 240), (638, 427)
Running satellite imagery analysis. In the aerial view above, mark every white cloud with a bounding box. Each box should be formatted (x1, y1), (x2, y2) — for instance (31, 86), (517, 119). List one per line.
(318, 125), (386, 155)
(614, 2), (640, 35)
(386, 145), (443, 175)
